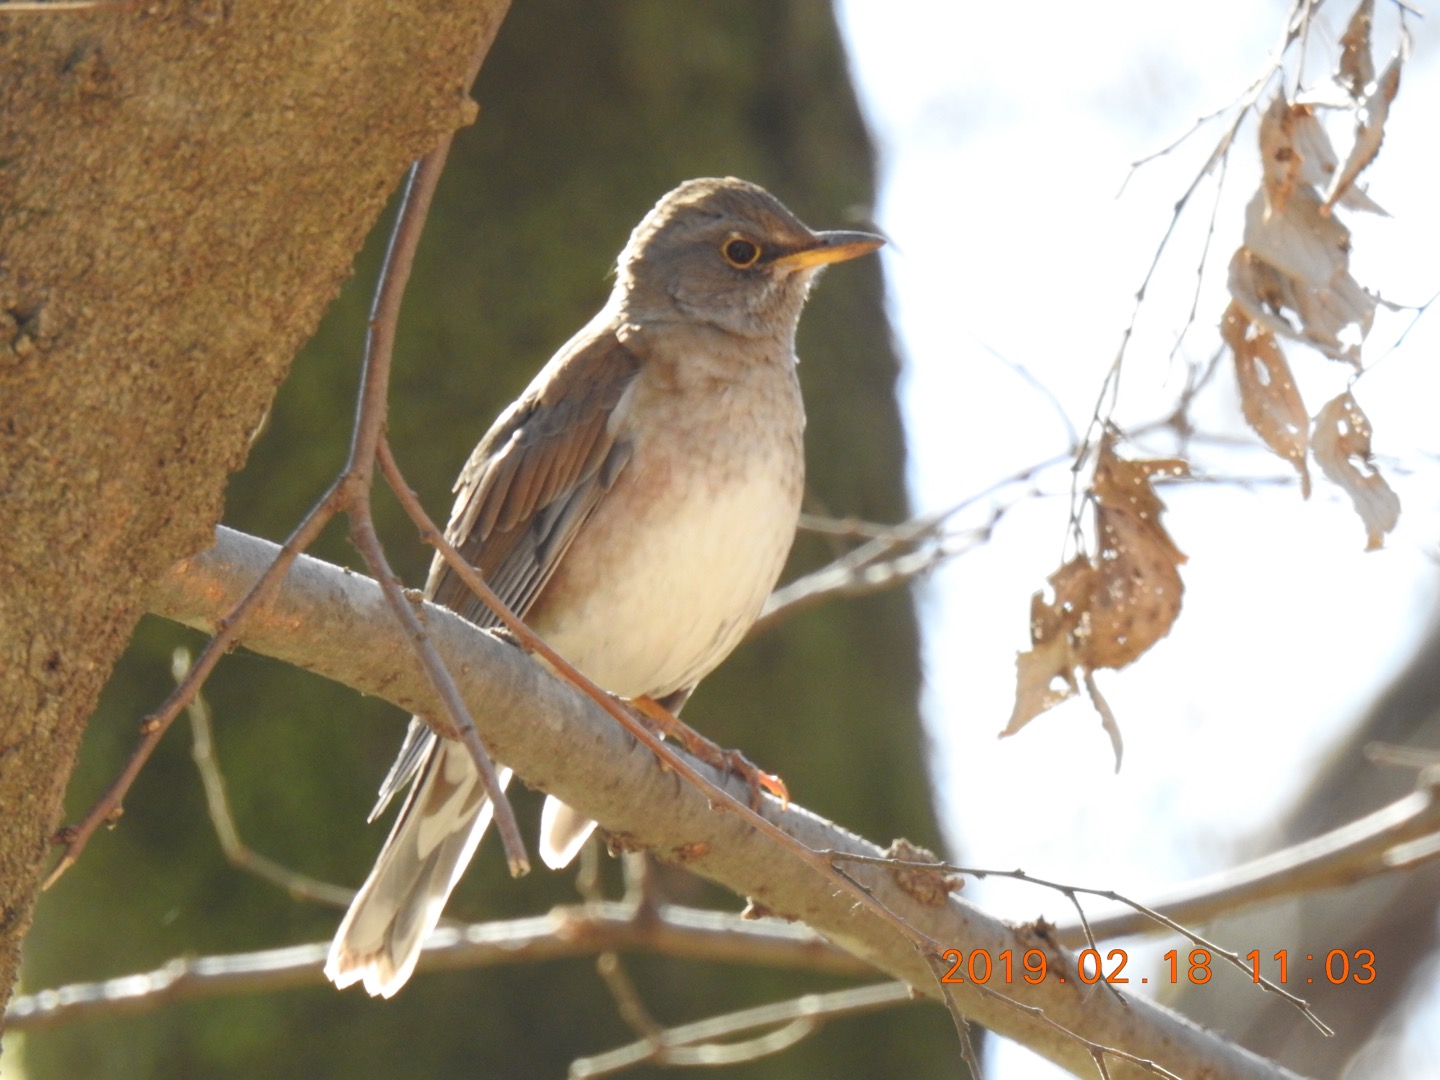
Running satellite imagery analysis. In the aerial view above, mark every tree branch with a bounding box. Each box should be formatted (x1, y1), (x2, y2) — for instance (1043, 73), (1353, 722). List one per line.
(569, 980), (915, 1077)
(1069, 772), (1440, 943)
(144, 526), (1309, 1080)
(6, 903), (865, 1032)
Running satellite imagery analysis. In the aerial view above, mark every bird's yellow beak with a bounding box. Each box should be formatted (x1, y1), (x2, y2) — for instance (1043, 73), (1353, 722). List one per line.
(772, 230), (885, 270)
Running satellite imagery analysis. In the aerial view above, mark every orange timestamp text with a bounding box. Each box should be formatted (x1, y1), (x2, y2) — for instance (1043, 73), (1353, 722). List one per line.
(937, 947), (1376, 987)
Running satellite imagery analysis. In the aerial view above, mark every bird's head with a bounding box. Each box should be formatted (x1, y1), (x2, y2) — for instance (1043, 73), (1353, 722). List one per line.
(614, 177), (883, 342)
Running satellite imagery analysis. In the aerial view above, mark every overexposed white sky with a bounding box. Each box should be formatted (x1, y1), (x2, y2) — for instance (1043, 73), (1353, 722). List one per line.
(837, 1), (1440, 1076)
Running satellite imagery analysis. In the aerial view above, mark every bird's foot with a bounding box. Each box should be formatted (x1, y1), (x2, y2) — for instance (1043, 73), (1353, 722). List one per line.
(631, 695), (788, 812)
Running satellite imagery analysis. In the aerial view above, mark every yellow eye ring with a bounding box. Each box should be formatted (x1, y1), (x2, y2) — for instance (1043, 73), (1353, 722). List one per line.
(721, 235), (762, 269)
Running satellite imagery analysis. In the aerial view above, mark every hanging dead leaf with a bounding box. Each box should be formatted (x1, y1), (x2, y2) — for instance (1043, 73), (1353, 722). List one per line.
(1083, 669), (1124, 774)
(1004, 634), (1081, 739)
(1259, 98), (1336, 216)
(1032, 554), (1097, 646)
(1255, 95), (1383, 217)
(1221, 301), (1311, 495)
(1003, 557), (1092, 738)
(1243, 185), (1350, 297)
(1325, 52), (1402, 214)
(1088, 440), (1189, 669)
(1338, 0), (1376, 98)
(1230, 189), (1375, 365)
(1231, 84), (1388, 366)
(1088, 507), (1185, 669)
(1091, 439), (1189, 551)
(1311, 391), (1399, 550)
(1003, 442), (1188, 762)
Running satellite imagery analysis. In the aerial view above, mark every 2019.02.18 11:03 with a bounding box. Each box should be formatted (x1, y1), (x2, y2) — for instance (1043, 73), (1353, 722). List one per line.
(936, 947), (1377, 986)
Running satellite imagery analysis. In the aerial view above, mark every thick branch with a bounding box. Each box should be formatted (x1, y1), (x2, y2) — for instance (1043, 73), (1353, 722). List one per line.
(147, 527), (1308, 1080)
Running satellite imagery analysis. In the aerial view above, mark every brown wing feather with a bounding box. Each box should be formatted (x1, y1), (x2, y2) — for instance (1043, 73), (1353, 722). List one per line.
(428, 327), (642, 621)
(374, 327), (642, 812)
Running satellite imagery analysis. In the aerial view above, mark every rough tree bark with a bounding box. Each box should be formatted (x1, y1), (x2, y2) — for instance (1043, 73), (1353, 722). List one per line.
(0, 0), (511, 1017)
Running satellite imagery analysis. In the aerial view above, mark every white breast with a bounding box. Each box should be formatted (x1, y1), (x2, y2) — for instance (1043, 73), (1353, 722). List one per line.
(529, 340), (805, 699)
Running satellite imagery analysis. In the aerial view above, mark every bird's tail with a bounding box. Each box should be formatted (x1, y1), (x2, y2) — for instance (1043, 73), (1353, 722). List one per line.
(325, 741), (512, 997)
(539, 796), (598, 870)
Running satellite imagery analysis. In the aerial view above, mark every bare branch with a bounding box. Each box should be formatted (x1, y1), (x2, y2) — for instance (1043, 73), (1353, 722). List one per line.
(756, 454), (1070, 635)
(827, 853), (1331, 1036)
(42, 483), (345, 888)
(1070, 773), (1440, 944)
(175, 649), (356, 908)
(5, 903), (868, 1032)
(143, 526), (1312, 1080)
(593, 952), (665, 1043)
(339, 128), (526, 874)
(569, 981), (914, 1078)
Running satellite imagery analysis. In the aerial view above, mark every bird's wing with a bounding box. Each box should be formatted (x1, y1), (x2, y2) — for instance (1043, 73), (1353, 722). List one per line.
(427, 326), (642, 621)
(371, 325), (643, 814)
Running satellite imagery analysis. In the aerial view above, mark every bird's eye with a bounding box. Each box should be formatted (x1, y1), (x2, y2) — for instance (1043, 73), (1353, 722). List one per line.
(721, 236), (761, 268)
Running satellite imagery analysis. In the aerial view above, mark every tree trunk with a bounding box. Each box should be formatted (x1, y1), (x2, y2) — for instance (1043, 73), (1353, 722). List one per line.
(0, 0), (511, 1016)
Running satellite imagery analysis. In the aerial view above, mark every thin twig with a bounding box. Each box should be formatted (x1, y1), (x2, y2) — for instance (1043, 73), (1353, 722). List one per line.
(798, 512), (929, 541)
(1365, 285), (1440, 373)
(1166, 147), (1230, 365)
(175, 648), (355, 908)
(1073, 775), (1440, 944)
(972, 981), (1186, 1080)
(923, 951), (983, 1078)
(824, 852), (1335, 1037)
(594, 953), (665, 1041)
(569, 981), (914, 1078)
(5, 902), (867, 1032)
(341, 125), (525, 873)
(973, 336), (1081, 450)
(1068, 0), (1314, 547)
(1122, 98), (1244, 180)
(757, 451), (1073, 635)
(43, 483), (344, 888)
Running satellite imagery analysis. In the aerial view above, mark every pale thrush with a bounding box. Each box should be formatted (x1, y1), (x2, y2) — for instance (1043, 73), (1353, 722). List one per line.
(325, 176), (883, 997)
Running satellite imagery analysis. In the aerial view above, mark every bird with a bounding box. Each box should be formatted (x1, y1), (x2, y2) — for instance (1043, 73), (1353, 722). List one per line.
(325, 176), (883, 997)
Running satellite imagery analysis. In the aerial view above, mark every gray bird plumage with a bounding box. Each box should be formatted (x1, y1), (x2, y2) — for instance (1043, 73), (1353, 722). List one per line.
(325, 178), (882, 997)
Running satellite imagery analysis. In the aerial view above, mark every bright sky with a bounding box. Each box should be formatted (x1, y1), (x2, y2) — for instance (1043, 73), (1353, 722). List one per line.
(837, 1), (1440, 1076)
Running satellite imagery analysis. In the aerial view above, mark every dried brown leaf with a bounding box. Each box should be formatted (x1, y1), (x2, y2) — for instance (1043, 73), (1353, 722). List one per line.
(1091, 440), (1189, 557)
(1222, 301), (1311, 496)
(1002, 558), (1093, 737)
(1259, 97), (1336, 215)
(1338, 0), (1376, 99)
(1004, 634), (1081, 739)
(1082, 668), (1124, 773)
(1231, 187), (1375, 364)
(1088, 441), (1189, 670)
(1089, 506), (1186, 670)
(1312, 391), (1399, 550)
(1003, 444), (1189, 754)
(1032, 555), (1096, 646)
(1325, 53), (1402, 214)
(1244, 185), (1349, 291)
